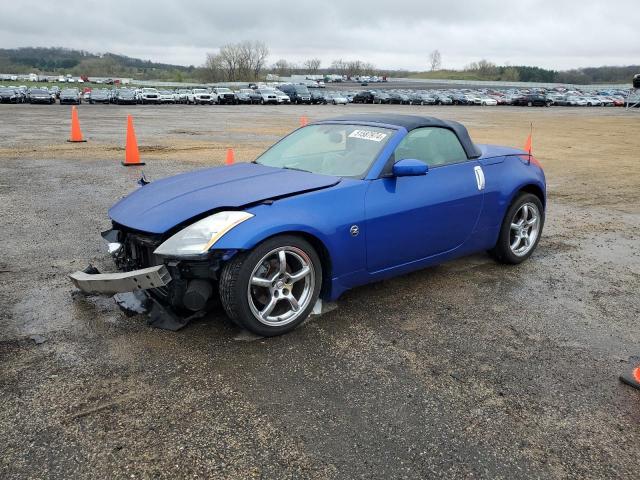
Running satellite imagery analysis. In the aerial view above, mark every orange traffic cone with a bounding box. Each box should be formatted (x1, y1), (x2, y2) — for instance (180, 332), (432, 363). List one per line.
(300, 115), (308, 127)
(68, 106), (86, 143)
(122, 115), (145, 166)
(620, 364), (640, 390)
(523, 123), (533, 155)
(225, 148), (235, 165)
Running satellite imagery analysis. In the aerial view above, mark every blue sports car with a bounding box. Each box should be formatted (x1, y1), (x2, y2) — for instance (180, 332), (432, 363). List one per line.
(71, 115), (546, 336)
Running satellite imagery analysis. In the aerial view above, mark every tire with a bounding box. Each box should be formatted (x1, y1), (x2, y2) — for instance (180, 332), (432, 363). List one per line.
(219, 235), (322, 337)
(489, 192), (544, 264)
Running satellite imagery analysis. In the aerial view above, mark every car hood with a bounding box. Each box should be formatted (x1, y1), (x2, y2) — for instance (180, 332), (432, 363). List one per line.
(109, 163), (341, 234)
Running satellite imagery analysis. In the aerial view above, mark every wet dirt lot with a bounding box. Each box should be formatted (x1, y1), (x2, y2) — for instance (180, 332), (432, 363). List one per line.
(1, 103), (639, 479)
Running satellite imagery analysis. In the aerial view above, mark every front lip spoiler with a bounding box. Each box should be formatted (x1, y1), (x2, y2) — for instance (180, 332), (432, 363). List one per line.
(69, 264), (171, 294)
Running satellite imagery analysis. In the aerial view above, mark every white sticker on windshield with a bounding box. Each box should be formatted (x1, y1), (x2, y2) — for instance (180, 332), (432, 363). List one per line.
(348, 130), (387, 142)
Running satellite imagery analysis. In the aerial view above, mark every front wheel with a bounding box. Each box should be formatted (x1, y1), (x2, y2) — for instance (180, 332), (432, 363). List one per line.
(489, 193), (544, 264)
(219, 235), (322, 337)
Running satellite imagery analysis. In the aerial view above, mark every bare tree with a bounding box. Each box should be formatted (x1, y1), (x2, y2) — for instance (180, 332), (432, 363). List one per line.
(428, 50), (442, 71)
(250, 41), (269, 80)
(304, 58), (322, 74)
(217, 43), (241, 81)
(346, 60), (363, 78)
(272, 59), (290, 77)
(330, 59), (347, 75)
(361, 62), (377, 76)
(203, 53), (225, 82)
(207, 40), (270, 82)
(476, 59), (498, 78)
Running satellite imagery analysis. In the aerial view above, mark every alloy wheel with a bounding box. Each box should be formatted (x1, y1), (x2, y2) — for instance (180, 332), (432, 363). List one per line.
(509, 202), (541, 256)
(247, 246), (315, 326)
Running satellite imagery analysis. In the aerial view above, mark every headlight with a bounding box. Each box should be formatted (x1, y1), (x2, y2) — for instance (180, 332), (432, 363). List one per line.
(153, 211), (253, 257)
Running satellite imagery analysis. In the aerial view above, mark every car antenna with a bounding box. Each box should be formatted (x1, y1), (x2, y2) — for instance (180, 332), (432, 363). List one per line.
(137, 171), (149, 186)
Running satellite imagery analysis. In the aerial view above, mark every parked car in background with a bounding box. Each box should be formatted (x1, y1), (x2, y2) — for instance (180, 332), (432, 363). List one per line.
(238, 88), (262, 104)
(113, 89), (137, 105)
(567, 96), (587, 106)
(433, 93), (453, 105)
(410, 93), (436, 105)
(310, 89), (328, 104)
(59, 88), (82, 105)
(373, 91), (391, 104)
(234, 90), (253, 104)
(89, 89), (111, 104)
(388, 92), (411, 104)
(512, 94), (549, 107)
(326, 92), (348, 105)
(0, 87), (23, 103)
(212, 87), (237, 105)
(175, 89), (191, 104)
(352, 91), (375, 104)
(449, 93), (468, 105)
(479, 97), (498, 106)
(255, 89), (279, 105)
(551, 96), (577, 106)
(28, 88), (55, 104)
(189, 88), (215, 105)
(583, 96), (602, 107)
(159, 90), (177, 104)
(140, 88), (161, 104)
(277, 84), (312, 104)
(274, 90), (291, 104)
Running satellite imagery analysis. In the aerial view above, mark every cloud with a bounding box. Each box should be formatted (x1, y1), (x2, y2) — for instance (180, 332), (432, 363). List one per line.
(1, 0), (638, 70)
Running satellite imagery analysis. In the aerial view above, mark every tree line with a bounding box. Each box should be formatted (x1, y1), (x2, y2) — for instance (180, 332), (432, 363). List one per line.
(1, 46), (638, 85)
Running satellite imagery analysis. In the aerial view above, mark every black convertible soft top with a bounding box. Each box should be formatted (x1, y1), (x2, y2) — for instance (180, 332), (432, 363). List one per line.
(325, 114), (482, 159)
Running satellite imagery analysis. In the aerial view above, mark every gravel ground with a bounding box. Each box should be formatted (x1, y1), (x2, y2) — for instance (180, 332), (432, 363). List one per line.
(1, 104), (639, 479)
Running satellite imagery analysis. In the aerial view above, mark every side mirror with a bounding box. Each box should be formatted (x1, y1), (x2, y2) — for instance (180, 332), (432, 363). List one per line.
(392, 159), (428, 177)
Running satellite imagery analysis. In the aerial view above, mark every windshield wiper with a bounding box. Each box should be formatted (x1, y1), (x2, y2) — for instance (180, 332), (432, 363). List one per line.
(282, 165), (311, 173)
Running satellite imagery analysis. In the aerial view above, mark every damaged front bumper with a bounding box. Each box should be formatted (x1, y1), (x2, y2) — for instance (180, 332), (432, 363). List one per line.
(69, 264), (172, 295)
(69, 263), (208, 331)
(69, 228), (229, 331)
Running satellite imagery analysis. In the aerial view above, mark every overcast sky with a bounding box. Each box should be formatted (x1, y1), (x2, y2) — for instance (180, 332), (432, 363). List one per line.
(2, 0), (639, 70)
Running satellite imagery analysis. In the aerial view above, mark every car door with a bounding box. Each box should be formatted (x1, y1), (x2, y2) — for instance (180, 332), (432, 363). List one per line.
(365, 127), (485, 273)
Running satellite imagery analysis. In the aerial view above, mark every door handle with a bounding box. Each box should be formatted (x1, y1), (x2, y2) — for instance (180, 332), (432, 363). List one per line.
(474, 166), (485, 191)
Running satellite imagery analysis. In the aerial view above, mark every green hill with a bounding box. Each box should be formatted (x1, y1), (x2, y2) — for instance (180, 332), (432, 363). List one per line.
(0, 47), (202, 82)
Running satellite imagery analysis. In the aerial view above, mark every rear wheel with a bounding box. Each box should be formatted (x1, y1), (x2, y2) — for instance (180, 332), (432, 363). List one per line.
(489, 193), (544, 264)
(219, 235), (322, 337)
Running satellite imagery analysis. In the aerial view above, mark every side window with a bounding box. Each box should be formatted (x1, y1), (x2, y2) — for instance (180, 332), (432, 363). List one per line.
(393, 127), (467, 167)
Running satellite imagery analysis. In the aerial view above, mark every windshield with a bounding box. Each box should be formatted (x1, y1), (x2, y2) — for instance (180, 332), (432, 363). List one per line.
(31, 89), (48, 94)
(294, 85), (309, 94)
(255, 124), (394, 178)
(217, 88), (232, 93)
(194, 89), (208, 93)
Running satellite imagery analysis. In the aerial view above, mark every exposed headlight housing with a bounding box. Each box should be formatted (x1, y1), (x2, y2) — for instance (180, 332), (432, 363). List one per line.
(153, 211), (253, 257)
